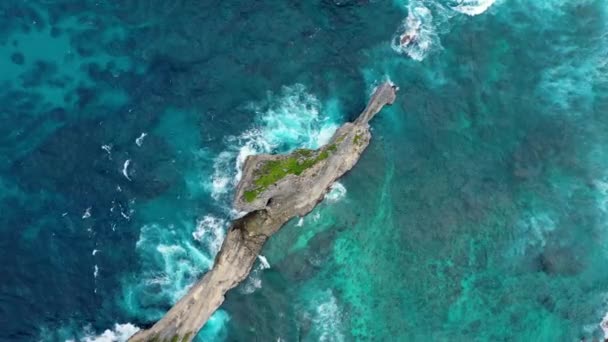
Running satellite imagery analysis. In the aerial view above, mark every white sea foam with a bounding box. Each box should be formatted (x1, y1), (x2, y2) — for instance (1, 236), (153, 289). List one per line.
(193, 215), (227, 257)
(450, 0), (496, 16)
(258, 255), (271, 269)
(154, 243), (203, 300)
(210, 151), (233, 200)
(241, 266), (263, 294)
(80, 323), (140, 342)
(391, 0), (458, 62)
(601, 311), (608, 339)
(122, 160), (132, 181)
(250, 84), (337, 149)
(241, 256), (272, 294)
(296, 217), (304, 227)
(129, 222), (216, 306)
(593, 179), (608, 214)
(391, 2), (435, 61)
(120, 210), (131, 220)
(82, 207), (92, 219)
(101, 144), (112, 159)
(93, 265), (99, 278)
(325, 182), (347, 203)
(313, 291), (344, 342)
(209, 84), (340, 204)
(135, 133), (147, 147)
(391, 0), (496, 60)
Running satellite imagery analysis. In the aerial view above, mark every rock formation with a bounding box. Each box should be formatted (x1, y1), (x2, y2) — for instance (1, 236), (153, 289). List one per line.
(129, 82), (397, 342)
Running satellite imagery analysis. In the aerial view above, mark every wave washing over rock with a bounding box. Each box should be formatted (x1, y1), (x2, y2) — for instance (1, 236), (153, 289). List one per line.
(209, 84), (340, 204)
(391, 0), (497, 60)
(78, 323), (140, 342)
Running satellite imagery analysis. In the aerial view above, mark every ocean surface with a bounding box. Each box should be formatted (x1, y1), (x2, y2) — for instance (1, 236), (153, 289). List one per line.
(1, 0), (607, 341)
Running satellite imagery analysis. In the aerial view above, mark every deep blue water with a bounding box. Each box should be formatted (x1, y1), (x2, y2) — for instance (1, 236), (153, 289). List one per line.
(1, 0), (608, 341)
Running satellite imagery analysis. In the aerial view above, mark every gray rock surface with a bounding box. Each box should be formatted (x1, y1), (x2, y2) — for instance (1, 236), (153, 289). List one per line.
(129, 82), (397, 342)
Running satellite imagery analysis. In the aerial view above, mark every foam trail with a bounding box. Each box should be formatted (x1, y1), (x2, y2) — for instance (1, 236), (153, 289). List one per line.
(325, 182), (347, 203)
(450, 0), (496, 16)
(101, 144), (112, 159)
(240, 266), (263, 294)
(135, 133), (147, 147)
(122, 160), (132, 181)
(80, 323), (140, 342)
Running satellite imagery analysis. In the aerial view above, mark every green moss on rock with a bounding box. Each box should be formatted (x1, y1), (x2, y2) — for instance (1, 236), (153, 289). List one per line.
(354, 133), (363, 145)
(243, 144), (337, 202)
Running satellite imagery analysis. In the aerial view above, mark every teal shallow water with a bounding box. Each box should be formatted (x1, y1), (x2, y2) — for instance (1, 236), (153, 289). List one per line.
(0, 0), (607, 341)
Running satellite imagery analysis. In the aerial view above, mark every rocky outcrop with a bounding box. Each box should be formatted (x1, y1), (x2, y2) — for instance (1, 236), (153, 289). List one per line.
(129, 82), (397, 342)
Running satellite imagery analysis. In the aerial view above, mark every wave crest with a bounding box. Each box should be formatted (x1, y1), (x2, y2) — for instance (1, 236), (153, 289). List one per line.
(79, 323), (140, 342)
(325, 182), (347, 203)
(449, 0), (496, 16)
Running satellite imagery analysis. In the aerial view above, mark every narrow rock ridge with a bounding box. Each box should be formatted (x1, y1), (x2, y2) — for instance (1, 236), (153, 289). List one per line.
(129, 82), (397, 342)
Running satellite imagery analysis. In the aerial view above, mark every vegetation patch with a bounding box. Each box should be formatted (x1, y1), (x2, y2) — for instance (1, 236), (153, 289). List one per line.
(243, 145), (337, 202)
(354, 133), (363, 145)
(243, 189), (259, 202)
(294, 148), (313, 157)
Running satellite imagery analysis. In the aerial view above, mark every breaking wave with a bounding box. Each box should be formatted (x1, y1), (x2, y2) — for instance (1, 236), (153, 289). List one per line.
(240, 256), (271, 294)
(449, 0), (496, 16)
(192, 215), (227, 257)
(391, 1), (444, 61)
(79, 323), (140, 342)
(39, 322), (140, 342)
(209, 84), (341, 204)
(325, 182), (347, 203)
(308, 290), (345, 342)
(122, 220), (218, 317)
(391, 0), (497, 61)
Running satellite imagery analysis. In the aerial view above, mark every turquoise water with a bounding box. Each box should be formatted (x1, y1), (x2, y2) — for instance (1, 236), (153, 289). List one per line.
(1, 0), (608, 341)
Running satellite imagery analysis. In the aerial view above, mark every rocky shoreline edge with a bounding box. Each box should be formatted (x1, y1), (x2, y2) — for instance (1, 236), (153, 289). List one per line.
(129, 82), (397, 342)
